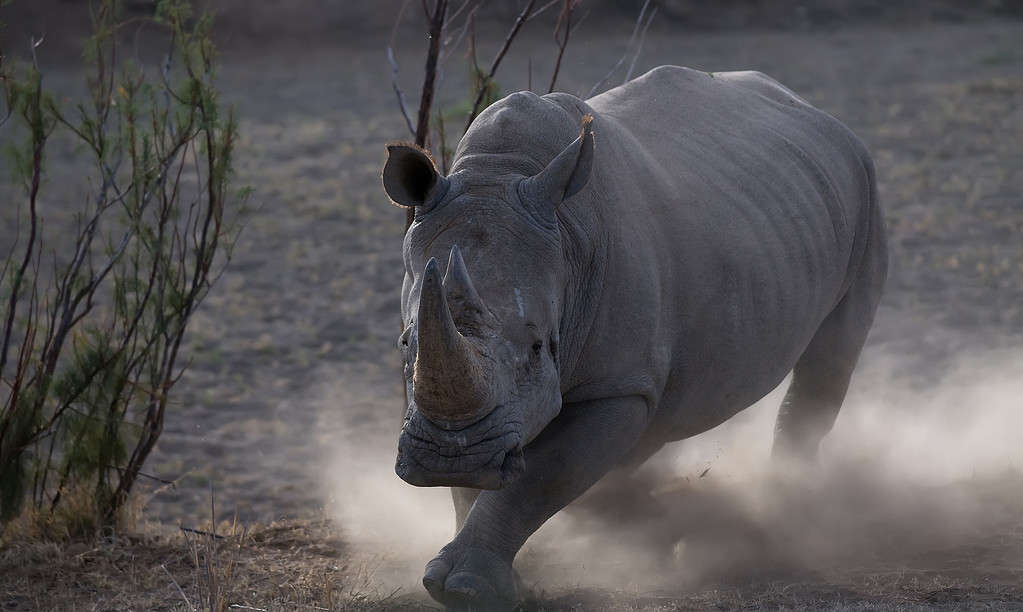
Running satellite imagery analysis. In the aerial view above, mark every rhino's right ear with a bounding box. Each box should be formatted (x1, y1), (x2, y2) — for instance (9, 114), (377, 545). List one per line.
(382, 144), (448, 209)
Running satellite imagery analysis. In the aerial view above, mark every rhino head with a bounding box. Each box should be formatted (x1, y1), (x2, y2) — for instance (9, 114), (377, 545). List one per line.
(383, 113), (594, 490)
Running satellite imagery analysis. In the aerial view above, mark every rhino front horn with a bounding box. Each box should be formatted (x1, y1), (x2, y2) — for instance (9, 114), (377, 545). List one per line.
(414, 257), (493, 424)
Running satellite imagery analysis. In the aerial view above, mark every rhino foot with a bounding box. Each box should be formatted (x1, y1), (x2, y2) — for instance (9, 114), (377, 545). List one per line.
(423, 542), (518, 611)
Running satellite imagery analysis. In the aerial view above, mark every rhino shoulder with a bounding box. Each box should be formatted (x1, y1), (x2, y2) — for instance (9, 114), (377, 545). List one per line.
(712, 69), (810, 106)
(622, 65), (810, 108)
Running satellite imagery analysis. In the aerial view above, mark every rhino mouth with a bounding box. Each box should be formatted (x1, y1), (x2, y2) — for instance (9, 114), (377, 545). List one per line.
(395, 406), (525, 490)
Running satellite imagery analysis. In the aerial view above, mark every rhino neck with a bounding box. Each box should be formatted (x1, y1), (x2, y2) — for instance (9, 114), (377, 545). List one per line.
(552, 191), (607, 395)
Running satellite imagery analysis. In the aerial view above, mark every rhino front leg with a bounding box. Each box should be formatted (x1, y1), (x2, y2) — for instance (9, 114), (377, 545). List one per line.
(451, 487), (479, 531)
(423, 395), (649, 610)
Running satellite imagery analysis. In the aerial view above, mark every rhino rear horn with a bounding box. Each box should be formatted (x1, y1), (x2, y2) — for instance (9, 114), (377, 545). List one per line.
(443, 244), (484, 312)
(522, 114), (595, 206)
(382, 144), (449, 208)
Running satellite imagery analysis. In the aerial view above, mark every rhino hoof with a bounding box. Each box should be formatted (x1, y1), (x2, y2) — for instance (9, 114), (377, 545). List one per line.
(423, 543), (517, 611)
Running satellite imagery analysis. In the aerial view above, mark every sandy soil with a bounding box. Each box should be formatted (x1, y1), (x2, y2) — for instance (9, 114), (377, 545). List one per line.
(2, 9), (1023, 611)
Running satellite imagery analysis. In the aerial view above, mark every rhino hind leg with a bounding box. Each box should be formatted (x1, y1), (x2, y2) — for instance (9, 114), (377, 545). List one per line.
(772, 345), (859, 465)
(773, 225), (887, 463)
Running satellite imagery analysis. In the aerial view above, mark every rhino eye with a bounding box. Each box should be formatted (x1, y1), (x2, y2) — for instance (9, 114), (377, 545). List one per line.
(531, 341), (543, 355)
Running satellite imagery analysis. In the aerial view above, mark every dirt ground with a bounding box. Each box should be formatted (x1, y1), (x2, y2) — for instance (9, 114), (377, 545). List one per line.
(2, 6), (1023, 611)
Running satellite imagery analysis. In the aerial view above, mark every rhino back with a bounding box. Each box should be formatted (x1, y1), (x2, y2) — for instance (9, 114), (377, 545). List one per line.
(561, 66), (877, 435)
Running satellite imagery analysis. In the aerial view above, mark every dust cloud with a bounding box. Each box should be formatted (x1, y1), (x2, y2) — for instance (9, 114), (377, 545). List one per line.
(320, 346), (1023, 598)
(317, 364), (454, 594)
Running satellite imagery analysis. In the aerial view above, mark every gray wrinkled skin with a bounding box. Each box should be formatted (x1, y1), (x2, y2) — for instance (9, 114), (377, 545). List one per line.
(381, 66), (887, 610)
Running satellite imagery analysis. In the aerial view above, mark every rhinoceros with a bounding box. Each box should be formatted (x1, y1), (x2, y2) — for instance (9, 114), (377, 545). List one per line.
(381, 65), (887, 609)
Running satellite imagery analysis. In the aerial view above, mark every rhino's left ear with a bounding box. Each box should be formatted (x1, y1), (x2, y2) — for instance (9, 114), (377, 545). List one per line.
(382, 144), (448, 209)
(523, 114), (595, 206)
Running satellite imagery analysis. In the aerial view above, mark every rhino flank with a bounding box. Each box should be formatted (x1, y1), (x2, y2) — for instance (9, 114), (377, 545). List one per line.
(382, 65), (887, 610)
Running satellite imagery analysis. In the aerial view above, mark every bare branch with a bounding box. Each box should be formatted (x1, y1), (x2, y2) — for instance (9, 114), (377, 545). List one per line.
(624, 5), (658, 83)
(180, 526), (225, 540)
(464, 0), (538, 133)
(414, 0), (448, 147)
(569, 7), (591, 36)
(443, 0), (476, 28)
(468, 11), (482, 78)
(161, 564), (193, 610)
(526, 0), (563, 22)
(386, 1), (419, 139)
(440, 3), (479, 66)
(388, 47), (417, 138)
(0, 53), (13, 130)
(587, 0), (650, 98)
(547, 0), (576, 94)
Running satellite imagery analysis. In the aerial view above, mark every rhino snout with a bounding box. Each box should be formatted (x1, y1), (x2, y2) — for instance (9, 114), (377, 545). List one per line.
(395, 406), (524, 489)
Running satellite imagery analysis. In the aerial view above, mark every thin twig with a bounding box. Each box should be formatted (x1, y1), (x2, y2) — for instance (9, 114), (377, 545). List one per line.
(526, 0), (563, 22)
(467, 10), (481, 79)
(391, 0), (413, 49)
(106, 464), (177, 486)
(439, 3), (478, 66)
(463, 0), (538, 133)
(436, 109), (449, 174)
(0, 52), (13, 129)
(443, 0), (475, 28)
(387, 47), (416, 138)
(547, 0), (576, 94)
(624, 5), (658, 83)
(587, 0), (650, 98)
(387, 0), (416, 138)
(569, 7), (591, 35)
(161, 564), (193, 609)
(181, 526), (226, 540)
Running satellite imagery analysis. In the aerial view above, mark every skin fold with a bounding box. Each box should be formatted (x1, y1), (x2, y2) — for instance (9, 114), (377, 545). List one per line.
(381, 65), (887, 610)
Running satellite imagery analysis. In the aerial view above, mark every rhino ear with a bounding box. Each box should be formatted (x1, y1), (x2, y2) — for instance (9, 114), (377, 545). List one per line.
(382, 144), (448, 208)
(523, 114), (595, 206)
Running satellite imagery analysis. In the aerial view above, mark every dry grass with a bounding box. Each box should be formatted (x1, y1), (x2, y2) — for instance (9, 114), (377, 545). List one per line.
(3, 510), (1022, 610)
(0, 516), (432, 611)
(519, 575), (1023, 611)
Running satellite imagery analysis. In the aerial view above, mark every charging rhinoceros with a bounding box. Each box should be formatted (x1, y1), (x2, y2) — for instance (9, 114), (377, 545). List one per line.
(381, 65), (887, 610)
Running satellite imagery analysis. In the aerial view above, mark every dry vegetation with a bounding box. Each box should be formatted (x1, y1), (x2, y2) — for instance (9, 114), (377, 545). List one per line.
(0, 517), (434, 611)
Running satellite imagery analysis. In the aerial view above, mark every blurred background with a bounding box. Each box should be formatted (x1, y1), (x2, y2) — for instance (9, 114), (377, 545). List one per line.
(6, 0), (1023, 39)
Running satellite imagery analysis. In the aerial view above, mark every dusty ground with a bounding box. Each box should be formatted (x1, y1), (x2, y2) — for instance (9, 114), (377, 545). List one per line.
(2, 6), (1023, 611)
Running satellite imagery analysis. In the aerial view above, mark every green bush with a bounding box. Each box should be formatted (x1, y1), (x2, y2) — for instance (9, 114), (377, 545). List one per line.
(0, 0), (247, 534)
